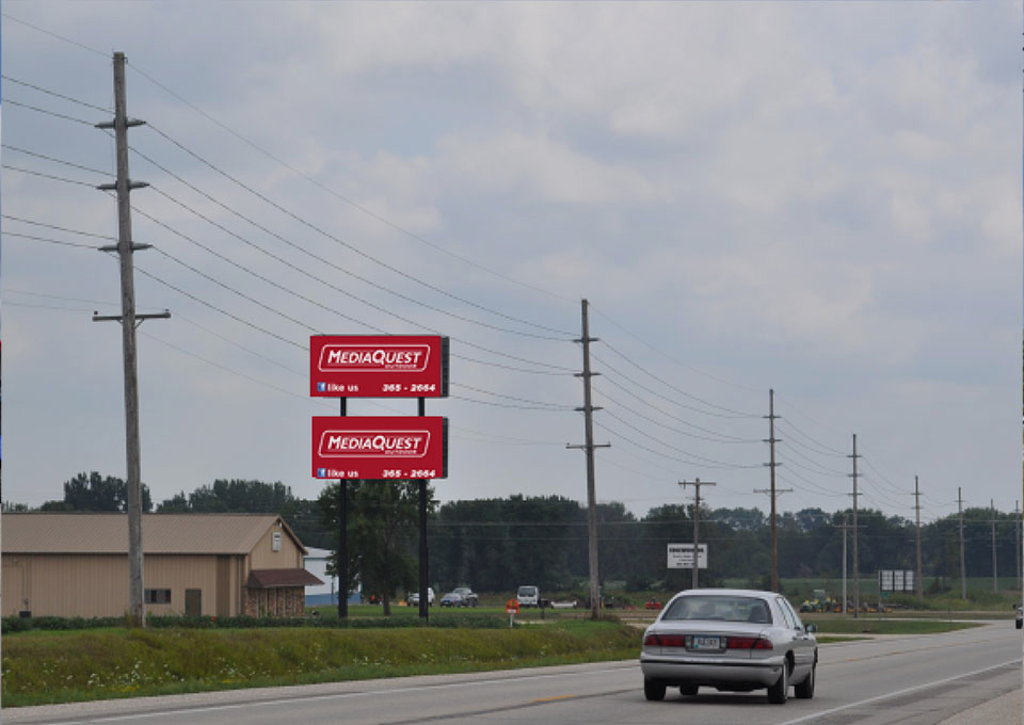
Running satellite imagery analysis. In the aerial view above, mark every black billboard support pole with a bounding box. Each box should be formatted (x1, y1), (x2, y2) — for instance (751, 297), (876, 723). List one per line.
(338, 396), (348, 620)
(418, 396), (429, 622)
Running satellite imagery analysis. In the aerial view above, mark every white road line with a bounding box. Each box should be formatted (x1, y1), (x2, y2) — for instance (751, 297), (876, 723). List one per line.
(73, 663), (637, 724)
(779, 658), (1022, 725)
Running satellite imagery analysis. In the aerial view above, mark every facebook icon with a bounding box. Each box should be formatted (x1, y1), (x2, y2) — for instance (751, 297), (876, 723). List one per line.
(317, 382), (327, 392)
(317, 468), (327, 478)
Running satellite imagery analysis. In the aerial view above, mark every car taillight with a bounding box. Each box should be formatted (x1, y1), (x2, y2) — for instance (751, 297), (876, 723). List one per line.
(727, 637), (772, 650)
(643, 633), (687, 647)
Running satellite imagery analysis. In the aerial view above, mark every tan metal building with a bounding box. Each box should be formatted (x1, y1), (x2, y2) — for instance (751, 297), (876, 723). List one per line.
(1, 513), (322, 618)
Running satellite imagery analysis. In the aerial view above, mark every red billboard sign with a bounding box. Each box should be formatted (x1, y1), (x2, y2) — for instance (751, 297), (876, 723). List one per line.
(310, 335), (449, 398)
(312, 416), (448, 480)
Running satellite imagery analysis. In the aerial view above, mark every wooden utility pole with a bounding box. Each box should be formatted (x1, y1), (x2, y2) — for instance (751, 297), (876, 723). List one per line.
(679, 478), (716, 589)
(839, 515), (850, 614)
(567, 299), (609, 620)
(754, 483), (791, 591)
(92, 51), (168, 628)
(914, 476), (923, 602)
(1016, 500), (1021, 592)
(958, 487), (967, 600)
(764, 389), (781, 592)
(990, 499), (998, 593)
(848, 434), (861, 618)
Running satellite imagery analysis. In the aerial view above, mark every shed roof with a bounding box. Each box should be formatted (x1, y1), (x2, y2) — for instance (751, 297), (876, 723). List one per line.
(246, 568), (323, 589)
(1, 513), (307, 556)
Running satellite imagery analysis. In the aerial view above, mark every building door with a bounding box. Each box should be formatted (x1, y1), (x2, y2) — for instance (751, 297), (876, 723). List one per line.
(185, 589), (202, 617)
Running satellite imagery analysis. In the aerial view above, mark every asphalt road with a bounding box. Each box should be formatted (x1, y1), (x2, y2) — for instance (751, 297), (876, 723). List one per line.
(5, 621), (1021, 725)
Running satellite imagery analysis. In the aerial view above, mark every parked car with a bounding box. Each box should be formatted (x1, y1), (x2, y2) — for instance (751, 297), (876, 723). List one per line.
(453, 587), (479, 607)
(640, 588), (817, 704)
(1015, 604), (1022, 629)
(407, 587), (435, 607)
(517, 585), (540, 607)
(440, 591), (465, 607)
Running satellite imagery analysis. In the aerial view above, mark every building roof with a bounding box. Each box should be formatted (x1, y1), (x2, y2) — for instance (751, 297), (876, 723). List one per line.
(246, 568), (323, 589)
(1, 513), (308, 556)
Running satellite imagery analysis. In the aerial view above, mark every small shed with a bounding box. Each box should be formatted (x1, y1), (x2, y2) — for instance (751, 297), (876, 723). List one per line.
(1, 513), (322, 618)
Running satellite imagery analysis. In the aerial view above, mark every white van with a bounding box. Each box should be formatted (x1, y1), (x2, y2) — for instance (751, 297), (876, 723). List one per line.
(517, 585), (539, 607)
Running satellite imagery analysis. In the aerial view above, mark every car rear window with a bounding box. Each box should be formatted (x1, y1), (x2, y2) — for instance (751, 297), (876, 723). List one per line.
(662, 596), (773, 624)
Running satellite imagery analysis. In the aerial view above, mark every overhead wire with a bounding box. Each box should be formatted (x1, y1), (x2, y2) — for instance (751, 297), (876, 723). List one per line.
(599, 339), (760, 417)
(592, 369), (756, 441)
(123, 60), (579, 306)
(144, 121), (576, 338)
(3, 98), (96, 126)
(590, 381), (761, 445)
(1, 75), (111, 112)
(1, 13), (110, 58)
(591, 350), (758, 419)
(587, 302), (762, 393)
(125, 144), (570, 341)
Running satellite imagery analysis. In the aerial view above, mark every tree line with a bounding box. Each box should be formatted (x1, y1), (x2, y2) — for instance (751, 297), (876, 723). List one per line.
(3, 473), (1020, 600)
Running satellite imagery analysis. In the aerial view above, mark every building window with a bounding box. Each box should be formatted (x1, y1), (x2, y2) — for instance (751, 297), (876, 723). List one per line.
(145, 589), (171, 604)
(272, 531), (282, 551)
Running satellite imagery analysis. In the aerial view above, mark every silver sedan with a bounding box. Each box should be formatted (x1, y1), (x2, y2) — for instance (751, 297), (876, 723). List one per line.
(640, 588), (817, 704)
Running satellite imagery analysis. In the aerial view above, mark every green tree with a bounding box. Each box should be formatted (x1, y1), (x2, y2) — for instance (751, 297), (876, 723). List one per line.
(60, 471), (152, 512)
(320, 480), (433, 615)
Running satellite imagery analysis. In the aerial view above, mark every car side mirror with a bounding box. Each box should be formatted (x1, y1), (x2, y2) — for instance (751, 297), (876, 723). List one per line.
(805, 624), (817, 634)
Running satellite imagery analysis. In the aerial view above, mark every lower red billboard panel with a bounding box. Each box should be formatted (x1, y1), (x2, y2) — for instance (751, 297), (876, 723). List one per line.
(312, 416), (448, 480)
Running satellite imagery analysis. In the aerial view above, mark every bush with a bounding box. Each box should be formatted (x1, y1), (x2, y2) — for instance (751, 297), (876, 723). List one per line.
(3, 612), (509, 633)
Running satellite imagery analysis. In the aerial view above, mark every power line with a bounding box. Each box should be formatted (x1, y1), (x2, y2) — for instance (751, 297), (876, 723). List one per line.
(2, 164), (98, 187)
(4, 98), (96, 126)
(1, 76), (110, 112)
(598, 339), (760, 417)
(591, 350), (758, 419)
(3, 214), (116, 241)
(3, 230), (101, 249)
(591, 382), (761, 445)
(776, 441), (850, 476)
(126, 148), (569, 341)
(124, 60), (578, 306)
(593, 418), (760, 472)
(601, 409), (758, 468)
(3, 144), (109, 176)
(143, 122), (575, 338)
(587, 302), (762, 393)
(774, 421), (848, 459)
(1, 13), (109, 58)
(593, 370), (757, 441)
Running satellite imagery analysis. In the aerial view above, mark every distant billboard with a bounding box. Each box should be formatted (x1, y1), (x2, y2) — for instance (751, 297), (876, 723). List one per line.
(312, 416), (448, 480)
(878, 569), (915, 593)
(310, 335), (449, 398)
(667, 543), (708, 569)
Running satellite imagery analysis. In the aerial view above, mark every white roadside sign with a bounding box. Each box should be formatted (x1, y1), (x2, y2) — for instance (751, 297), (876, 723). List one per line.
(667, 543), (707, 569)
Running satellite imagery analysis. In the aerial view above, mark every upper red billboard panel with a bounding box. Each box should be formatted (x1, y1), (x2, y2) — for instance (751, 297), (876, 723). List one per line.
(312, 416), (448, 480)
(310, 335), (449, 398)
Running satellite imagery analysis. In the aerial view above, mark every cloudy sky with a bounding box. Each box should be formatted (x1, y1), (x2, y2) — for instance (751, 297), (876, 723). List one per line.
(1, 2), (1020, 527)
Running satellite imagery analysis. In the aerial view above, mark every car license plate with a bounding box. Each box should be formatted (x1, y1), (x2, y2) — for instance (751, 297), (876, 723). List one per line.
(691, 636), (721, 650)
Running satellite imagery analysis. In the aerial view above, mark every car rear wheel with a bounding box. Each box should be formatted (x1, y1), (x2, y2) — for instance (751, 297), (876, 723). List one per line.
(794, 663), (815, 699)
(767, 662), (788, 704)
(644, 678), (666, 701)
(679, 684), (698, 696)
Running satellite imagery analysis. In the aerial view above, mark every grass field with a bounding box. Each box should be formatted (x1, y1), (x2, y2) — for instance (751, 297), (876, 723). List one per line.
(0, 619), (641, 707)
